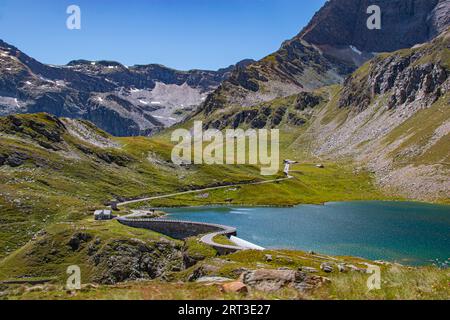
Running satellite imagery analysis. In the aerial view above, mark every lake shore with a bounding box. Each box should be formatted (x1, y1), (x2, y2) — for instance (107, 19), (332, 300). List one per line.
(163, 201), (450, 267)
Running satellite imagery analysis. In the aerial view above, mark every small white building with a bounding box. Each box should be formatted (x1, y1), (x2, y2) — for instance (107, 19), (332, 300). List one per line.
(94, 210), (112, 221)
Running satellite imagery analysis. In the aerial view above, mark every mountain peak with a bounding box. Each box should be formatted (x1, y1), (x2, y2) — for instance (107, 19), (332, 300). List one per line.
(298, 0), (449, 52)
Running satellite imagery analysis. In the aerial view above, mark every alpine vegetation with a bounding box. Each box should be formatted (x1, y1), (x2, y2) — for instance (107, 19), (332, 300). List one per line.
(0, 0), (449, 303)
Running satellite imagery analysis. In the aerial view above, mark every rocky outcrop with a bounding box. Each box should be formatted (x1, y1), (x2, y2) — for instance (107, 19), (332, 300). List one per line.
(320, 263), (334, 273)
(205, 105), (288, 130)
(0, 113), (133, 168)
(310, 30), (450, 202)
(0, 152), (29, 167)
(187, 264), (222, 282)
(0, 113), (67, 151)
(294, 92), (323, 110)
(204, 91), (321, 130)
(90, 238), (184, 285)
(67, 232), (93, 251)
(201, 39), (345, 115)
(339, 37), (449, 111)
(240, 269), (330, 292)
(428, 0), (450, 38)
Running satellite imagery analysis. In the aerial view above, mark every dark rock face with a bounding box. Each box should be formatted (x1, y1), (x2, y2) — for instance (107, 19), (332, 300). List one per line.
(200, 0), (449, 118)
(339, 38), (449, 111)
(0, 114), (67, 150)
(0, 152), (29, 167)
(67, 59), (253, 94)
(429, 0), (450, 38)
(206, 105), (284, 130)
(68, 232), (93, 251)
(227, 66), (266, 92)
(202, 38), (347, 115)
(241, 269), (330, 292)
(294, 92), (323, 111)
(385, 63), (447, 109)
(204, 90), (323, 130)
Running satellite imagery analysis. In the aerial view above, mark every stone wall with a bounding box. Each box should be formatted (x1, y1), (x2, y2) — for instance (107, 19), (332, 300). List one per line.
(117, 218), (245, 255)
(117, 218), (236, 240)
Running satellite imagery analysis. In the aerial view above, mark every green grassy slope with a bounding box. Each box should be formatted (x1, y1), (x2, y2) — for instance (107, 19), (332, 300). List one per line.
(0, 113), (266, 258)
(0, 112), (389, 259)
(138, 163), (388, 208)
(0, 218), (182, 283)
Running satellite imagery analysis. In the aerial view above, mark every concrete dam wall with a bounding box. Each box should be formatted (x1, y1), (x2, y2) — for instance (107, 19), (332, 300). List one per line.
(117, 218), (235, 239)
(117, 218), (247, 254)
(117, 216), (267, 254)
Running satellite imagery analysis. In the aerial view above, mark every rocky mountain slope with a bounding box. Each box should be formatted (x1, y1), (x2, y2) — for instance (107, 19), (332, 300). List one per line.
(300, 0), (449, 52)
(200, 0), (450, 116)
(201, 28), (450, 202)
(0, 39), (253, 136)
(191, 0), (450, 202)
(311, 31), (450, 201)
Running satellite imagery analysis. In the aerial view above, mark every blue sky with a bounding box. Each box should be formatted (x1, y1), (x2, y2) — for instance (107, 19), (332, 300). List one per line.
(0, 0), (326, 70)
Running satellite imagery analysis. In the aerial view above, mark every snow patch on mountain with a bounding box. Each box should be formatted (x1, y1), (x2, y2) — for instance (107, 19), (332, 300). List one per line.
(349, 45), (362, 55)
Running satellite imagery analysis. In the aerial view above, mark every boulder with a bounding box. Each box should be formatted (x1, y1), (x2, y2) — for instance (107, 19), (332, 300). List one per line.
(241, 269), (330, 293)
(230, 267), (250, 278)
(241, 269), (306, 292)
(6, 152), (28, 167)
(320, 263), (334, 273)
(220, 281), (249, 294)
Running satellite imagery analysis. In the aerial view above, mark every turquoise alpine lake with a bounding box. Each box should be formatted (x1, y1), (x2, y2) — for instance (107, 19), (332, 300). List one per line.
(165, 201), (450, 266)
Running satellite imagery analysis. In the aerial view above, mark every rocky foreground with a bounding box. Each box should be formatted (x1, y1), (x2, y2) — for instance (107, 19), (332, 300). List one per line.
(0, 219), (448, 300)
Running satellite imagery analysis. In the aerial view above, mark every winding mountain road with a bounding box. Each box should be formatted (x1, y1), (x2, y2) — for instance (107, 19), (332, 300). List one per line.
(114, 176), (293, 253)
(116, 176), (293, 207)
